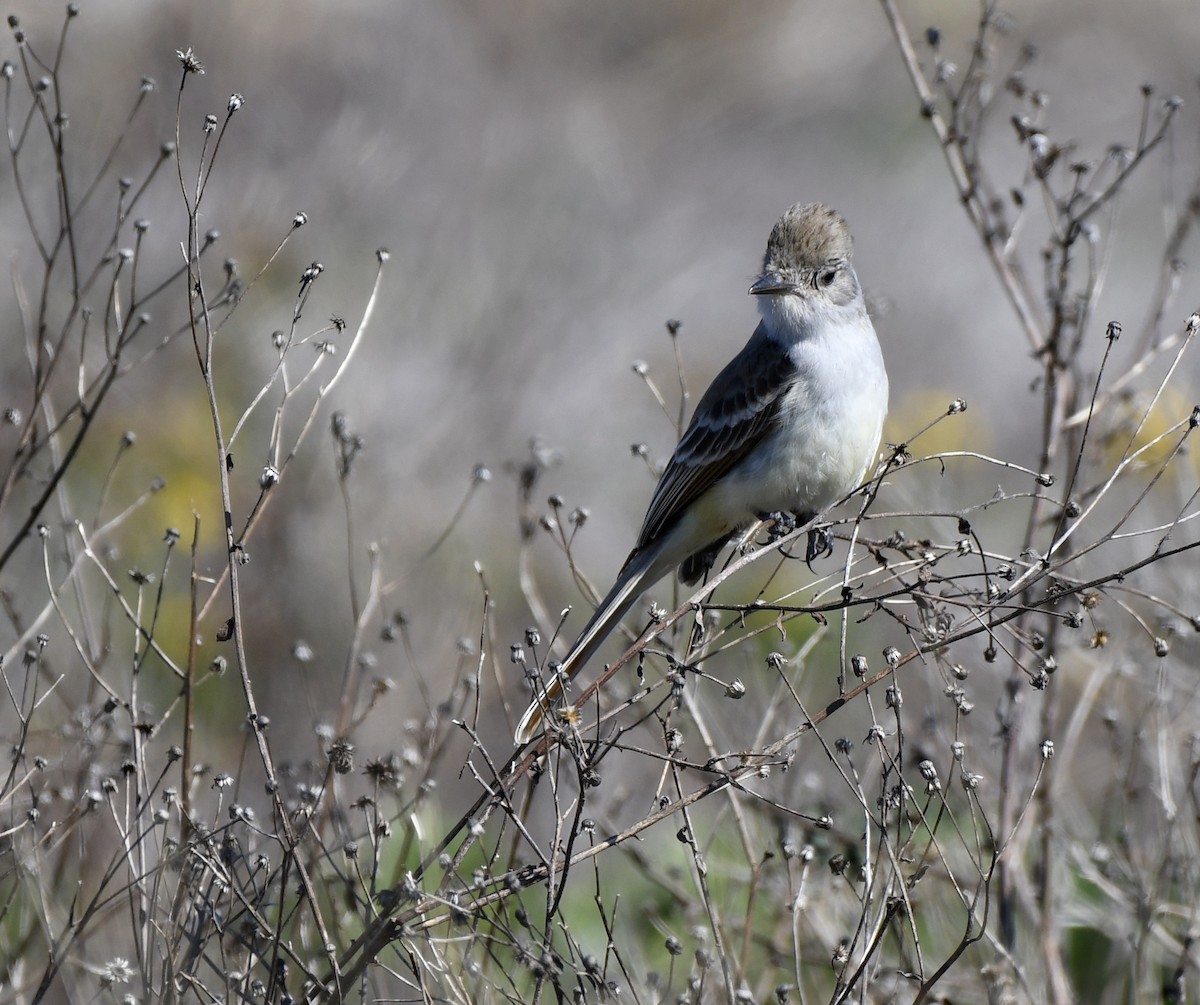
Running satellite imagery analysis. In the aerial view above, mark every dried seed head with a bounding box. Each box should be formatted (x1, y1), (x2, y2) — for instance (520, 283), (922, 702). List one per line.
(176, 48), (205, 74)
(327, 739), (355, 774)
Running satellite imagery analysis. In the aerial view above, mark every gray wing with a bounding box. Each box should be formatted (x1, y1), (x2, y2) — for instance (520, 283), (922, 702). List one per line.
(634, 325), (797, 550)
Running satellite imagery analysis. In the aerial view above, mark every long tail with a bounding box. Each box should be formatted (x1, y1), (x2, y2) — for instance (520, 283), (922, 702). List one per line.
(514, 546), (662, 744)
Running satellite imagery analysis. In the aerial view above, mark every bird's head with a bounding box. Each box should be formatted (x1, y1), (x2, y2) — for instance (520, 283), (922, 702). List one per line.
(749, 203), (860, 315)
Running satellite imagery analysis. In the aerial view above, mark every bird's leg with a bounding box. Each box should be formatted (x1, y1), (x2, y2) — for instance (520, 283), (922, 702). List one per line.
(757, 510), (831, 568)
(757, 510), (796, 542)
(803, 523), (834, 567)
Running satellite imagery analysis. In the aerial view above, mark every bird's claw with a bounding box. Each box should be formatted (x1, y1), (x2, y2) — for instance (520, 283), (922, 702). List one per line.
(804, 525), (834, 567)
(757, 510), (796, 542)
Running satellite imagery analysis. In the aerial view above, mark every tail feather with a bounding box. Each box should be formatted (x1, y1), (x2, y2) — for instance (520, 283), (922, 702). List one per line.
(514, 548), (661, 744)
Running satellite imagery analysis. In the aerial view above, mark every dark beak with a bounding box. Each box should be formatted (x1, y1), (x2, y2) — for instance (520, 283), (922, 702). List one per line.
(748, 272), (794, 296)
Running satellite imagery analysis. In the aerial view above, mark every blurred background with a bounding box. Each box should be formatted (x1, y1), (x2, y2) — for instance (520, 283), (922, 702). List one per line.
(3, 0), (1198, 764)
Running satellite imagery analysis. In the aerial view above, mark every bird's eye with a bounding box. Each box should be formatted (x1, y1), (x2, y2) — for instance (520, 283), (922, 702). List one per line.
(818, 268), (838, 288)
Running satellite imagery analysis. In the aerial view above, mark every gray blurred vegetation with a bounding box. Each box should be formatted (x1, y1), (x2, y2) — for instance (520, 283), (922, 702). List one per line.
(7, 0), (1196, 729)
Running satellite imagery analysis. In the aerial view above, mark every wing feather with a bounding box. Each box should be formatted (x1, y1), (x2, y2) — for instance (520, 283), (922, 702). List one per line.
(635, 327), (796, 549)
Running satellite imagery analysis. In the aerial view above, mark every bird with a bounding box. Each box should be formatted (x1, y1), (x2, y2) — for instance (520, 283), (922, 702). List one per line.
(514, 202), (888, 744)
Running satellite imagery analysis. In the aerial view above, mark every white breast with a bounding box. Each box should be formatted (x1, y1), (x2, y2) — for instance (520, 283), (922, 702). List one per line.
(720, 311), (887, 519)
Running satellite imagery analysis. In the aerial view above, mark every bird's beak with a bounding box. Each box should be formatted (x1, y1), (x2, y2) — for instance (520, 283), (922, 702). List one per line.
(748, 272), (795, 296)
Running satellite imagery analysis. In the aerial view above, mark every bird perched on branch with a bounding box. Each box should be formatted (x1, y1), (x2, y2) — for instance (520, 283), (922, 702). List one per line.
(515, 202), (888, 744)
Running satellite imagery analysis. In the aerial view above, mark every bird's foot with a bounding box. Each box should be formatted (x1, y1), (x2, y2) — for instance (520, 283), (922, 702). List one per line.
(804, 525), (834, 567)
(757, 510), (796, 542)
(757, 510), (831, 567)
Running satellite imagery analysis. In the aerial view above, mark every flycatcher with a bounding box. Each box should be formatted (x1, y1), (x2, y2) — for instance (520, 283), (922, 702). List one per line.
(515, 202), (888, 744)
